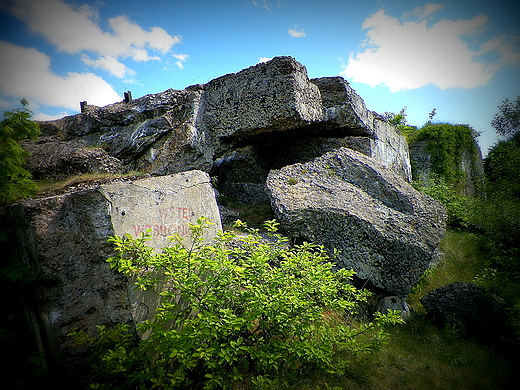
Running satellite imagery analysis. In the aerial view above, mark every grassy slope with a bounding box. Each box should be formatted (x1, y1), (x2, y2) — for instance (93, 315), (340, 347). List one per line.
(288, 230), (513, 390)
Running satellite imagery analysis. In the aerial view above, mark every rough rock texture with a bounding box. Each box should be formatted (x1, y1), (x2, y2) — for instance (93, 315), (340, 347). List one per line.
(420, 282), (508, 340)
(8, 171), (221, 383)
(266, 147), (446, 297)
(312, 77), (412, 181)
(377, 296), (413, 319)
(22, 136), (123, 178)
(36, 88), (214, 175)
(30, 57), (411, 184)
(9, 190), (131, 384)
(202, 56), (324, 141)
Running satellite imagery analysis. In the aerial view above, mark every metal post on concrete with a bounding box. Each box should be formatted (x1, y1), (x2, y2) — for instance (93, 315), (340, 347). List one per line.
(124, 91), (133, 103)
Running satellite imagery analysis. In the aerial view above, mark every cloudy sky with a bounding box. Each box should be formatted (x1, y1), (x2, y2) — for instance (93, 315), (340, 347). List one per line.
(1, 0), (519, 155)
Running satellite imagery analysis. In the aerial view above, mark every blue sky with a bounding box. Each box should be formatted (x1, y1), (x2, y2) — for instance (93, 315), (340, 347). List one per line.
(1, 0), (519, 156)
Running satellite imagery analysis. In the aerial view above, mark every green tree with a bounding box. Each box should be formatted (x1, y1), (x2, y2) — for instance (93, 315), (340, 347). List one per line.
(484, 133), (520, 199)
(383, 107), (417, 140)
(491, 96), (520, 140)
(72, 218), (402, 389)
(471, 133), (520, 343)
(428, 108), (437, 122)
(0, 99), (41, 205)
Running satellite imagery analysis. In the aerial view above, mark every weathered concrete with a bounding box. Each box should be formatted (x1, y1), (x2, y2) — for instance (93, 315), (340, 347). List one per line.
(202, 56), (324, 141)
(421, 282), (508, 341)
(100, 171), (220, 249)
(377, 296), (413, 319)
(9, 170), (221, 382)
(266, 147), (446, 297)
(22, 136), (123, 179)
(31, 57), (412, 182)
(312, 77), (412, 181)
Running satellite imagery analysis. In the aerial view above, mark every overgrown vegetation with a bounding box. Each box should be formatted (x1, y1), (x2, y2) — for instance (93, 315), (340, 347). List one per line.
(0, 99), (40, 206)
(71, 219), (402, 389)
(410, 99), (520, 348)
(409, 123), (480, 192)
(412, 174), (476, 229)
(2, 98), (517, 388)
(383, 107), (418, 141)
(471, 130), (520, 344)
(0, 100), (46, 388)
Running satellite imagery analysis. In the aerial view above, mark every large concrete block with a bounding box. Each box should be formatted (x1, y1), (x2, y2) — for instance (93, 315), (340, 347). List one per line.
(100, 171), (221, 249)
(266, 148), (446, 297)
(312, 76), (412, 181)
(202, 56), (324, 140)
(9, 170), (221, 382)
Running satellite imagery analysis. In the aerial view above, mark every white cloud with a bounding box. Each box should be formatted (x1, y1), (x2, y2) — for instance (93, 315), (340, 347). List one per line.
(173, 54), (189, 62)
(249, 0), (273, 12)
(173, 53), (189, 69)
(288, 26), (306, 38)
(479, 34), (520, 65)
(108, 15), (180, 57)
(0, 0), (181, 78)
(341, 8), (517, 92)
(0, 40), (120, 110)
(81, 54), (136, 78)
(33, 111), (71, 121)
(258, 57), (273, 63)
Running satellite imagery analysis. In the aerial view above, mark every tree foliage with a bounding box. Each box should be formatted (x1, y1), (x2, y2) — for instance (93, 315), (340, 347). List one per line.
(469, 135), (520, 343)
(383, 107), (418, 141)
(0, 99), (40, 205)
(491, 96), (520, 140)
(484, 132), (520, 200)
(71, 218), (402, 389)
(412, 174), (476, 229)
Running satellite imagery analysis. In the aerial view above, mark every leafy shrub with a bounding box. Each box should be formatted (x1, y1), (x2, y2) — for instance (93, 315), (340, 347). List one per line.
(0, 99), (40, 205)
(413, 174), (476, 229)
(72, 218), (402, 389)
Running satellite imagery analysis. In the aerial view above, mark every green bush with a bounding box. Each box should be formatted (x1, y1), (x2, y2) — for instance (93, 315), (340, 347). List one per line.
(413, 175), (476, 229)
(0, 99), (40, 205)
(469, 136), (520, 343)
(72, 218), (402, 389)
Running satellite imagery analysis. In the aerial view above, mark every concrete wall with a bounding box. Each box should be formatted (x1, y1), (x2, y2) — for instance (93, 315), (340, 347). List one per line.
(9, 170), (221, 383)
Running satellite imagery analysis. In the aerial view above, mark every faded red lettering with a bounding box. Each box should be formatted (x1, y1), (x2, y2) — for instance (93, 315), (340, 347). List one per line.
(133, 225), (143, 236)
